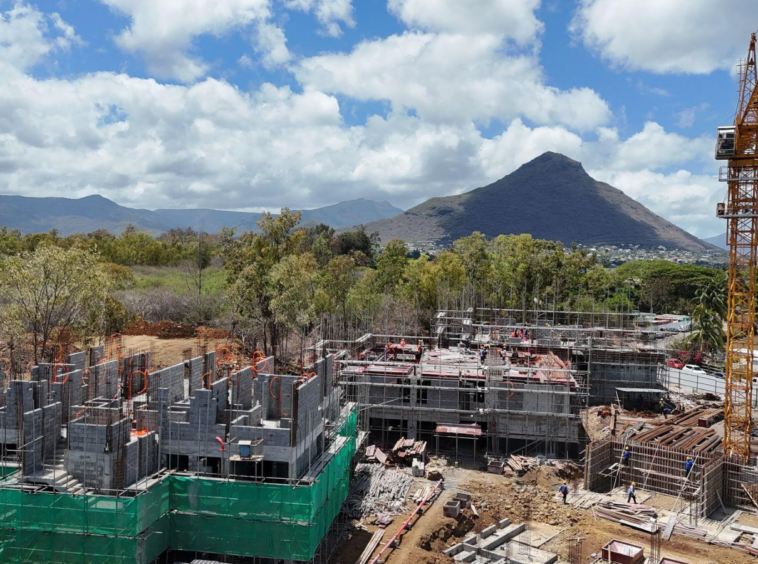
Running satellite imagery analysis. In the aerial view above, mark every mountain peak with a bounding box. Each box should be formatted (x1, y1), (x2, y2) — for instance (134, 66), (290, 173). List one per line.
(520, 152), (586, 175)
(357, 154), (714, 252)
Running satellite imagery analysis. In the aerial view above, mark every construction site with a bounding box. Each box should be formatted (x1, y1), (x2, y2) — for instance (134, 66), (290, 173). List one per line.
(0, 294), (753, 563)
(0, 338), (357, 563)
(1, 23), (758, 564)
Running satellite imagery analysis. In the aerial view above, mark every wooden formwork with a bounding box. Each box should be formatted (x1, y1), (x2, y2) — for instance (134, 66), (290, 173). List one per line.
(700, 456), (723, 519)
(585, 439), (722, 519)
(584, 439), (613, 491)
(723, 456), (758, 511)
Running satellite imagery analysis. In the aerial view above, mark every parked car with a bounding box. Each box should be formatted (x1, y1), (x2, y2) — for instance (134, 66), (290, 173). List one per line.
(683, 364), (706, 374)
(710, 371), (725, 379)
(666, 358), (684, 369)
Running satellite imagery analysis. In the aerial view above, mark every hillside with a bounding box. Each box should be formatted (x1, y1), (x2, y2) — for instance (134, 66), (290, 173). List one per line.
(360, 152), (714, 252)
(0, 195), (403, 235)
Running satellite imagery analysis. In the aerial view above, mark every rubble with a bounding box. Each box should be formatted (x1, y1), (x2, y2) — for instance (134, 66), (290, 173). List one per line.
(346, 463), (414, 520)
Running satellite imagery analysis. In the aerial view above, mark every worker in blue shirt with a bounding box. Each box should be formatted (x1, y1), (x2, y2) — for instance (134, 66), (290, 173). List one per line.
(559, 480), (569, 505)
(627, 482), (637, 504)
(622, 446), (631, 465)
(685, 456), (694, 477)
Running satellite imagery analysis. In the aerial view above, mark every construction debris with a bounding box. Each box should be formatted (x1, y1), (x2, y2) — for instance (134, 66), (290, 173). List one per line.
(346, 463), (414, 520)
(355, 530), (384, 564)
(593, 500), (658, 533)
(390, 437), (427, 463)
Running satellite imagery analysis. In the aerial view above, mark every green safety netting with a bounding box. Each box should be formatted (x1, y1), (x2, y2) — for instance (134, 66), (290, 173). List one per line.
(0, 407), (357, 563)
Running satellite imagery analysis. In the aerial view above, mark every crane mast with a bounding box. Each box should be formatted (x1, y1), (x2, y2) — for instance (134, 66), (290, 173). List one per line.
(717, 33), (758, 461)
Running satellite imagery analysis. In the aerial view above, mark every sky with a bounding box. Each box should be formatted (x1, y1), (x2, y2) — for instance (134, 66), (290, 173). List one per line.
(0, 1), (756, 238)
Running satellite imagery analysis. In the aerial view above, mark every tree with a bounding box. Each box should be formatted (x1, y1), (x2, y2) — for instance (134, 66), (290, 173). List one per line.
(0, 246), (112, 362)
(686, 276), (727, 354)
(269, 253), (318, 362)
(318, 255), (356, 320)
(224, 209), (303, 356)
(375, 239), (408, 294)
(182, 231), (216, 324)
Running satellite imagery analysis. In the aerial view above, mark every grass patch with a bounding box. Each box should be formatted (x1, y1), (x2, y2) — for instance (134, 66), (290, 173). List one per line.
(131, 265), (226, 295)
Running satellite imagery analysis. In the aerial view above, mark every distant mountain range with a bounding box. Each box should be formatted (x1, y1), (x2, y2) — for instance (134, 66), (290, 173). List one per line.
(358, 152), (715, 252)
(702, 233), (727, 250)
(0, 195), (403, 235)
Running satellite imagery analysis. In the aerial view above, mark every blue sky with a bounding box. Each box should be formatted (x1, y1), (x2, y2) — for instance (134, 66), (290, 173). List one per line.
(1, 0), (757, 238)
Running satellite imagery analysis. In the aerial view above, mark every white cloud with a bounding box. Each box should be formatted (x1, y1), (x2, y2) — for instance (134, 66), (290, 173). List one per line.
(0, 3), (721, 238)
(388, 0), (542, 44)
(596, 122), (711, 172)
(256, 21), (290, 67)
(572, 0), (758, 74)
(589, 169), (721, 236)
(477, 119), (583, 180)
(295, 32), (611, 130)
(0, 3), (81, 71)
(238, 54), (254, 68)
(283, 0), (354, 37)
(101, 0), (270, 82)
(674, 104), (709, 128)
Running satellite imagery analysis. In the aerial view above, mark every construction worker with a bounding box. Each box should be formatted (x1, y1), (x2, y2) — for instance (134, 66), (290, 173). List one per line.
(559, 480), (569, 505)
(414, 343), (422, 364)
(622, 446), (631, 466)
(685, 456), (694, 477)
(627, 482), (637, 504)
(400, 338), (406, 347)
(480, 346), (487, 365)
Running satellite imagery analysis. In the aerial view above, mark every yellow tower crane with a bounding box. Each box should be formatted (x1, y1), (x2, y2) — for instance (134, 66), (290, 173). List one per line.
(716, 32), (758, 461)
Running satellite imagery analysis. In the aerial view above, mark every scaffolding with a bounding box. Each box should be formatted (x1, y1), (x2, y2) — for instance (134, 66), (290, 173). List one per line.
(0, 331), (359, 563)
(585, 438), (723, 522)
(334, 307), (666, 459)
(0, 408), (358, 563)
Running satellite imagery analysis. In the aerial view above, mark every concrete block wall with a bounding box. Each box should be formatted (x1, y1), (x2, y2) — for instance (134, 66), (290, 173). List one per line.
(51, 369), (83, 423)
(89, 346), (105, 367)
(205, 350), (216, 377)
(149, 363), (185, 407)
(65, 450), (114, 491)
(67, 352), (87, 373)
(122, 352), (151, 398)
(123, 432), (158, 487)
(231, 367), (253, 410)
(5, 381), (34, 431)
(21, 402), (62, 475)
(187, 356), (204, 396)
(135, 409), (159, 432)
(89, 360), (119, 399)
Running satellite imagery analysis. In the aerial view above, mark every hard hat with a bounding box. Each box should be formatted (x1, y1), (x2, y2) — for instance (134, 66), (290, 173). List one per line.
(563, 480), (567, 484)
(687, 456), (692, 460)
(625, 446), (629, 450)
(631, 482), (636, 486)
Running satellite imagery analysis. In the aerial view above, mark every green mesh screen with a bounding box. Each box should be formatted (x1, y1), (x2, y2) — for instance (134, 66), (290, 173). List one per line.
(0, 407), (357, 562)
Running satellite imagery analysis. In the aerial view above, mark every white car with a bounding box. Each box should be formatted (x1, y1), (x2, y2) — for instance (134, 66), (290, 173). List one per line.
(683, 364), (706, 374)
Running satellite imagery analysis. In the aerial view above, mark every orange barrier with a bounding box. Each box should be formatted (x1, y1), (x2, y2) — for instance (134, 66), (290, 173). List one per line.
(52, 363), (69, 385)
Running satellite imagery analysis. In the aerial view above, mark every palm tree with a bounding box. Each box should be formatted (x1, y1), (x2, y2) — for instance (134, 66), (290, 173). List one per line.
(687, 277), (727, 353)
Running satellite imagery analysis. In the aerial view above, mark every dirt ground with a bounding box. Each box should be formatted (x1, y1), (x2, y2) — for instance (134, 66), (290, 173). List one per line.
(114, 334), (238, 369)
(332, 459), (758, 564)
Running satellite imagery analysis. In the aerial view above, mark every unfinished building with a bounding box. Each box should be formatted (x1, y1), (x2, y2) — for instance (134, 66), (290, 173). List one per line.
(583, 407), (758, 528)
(0, 341), (356, 563)
(334, 307), (664, 458)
